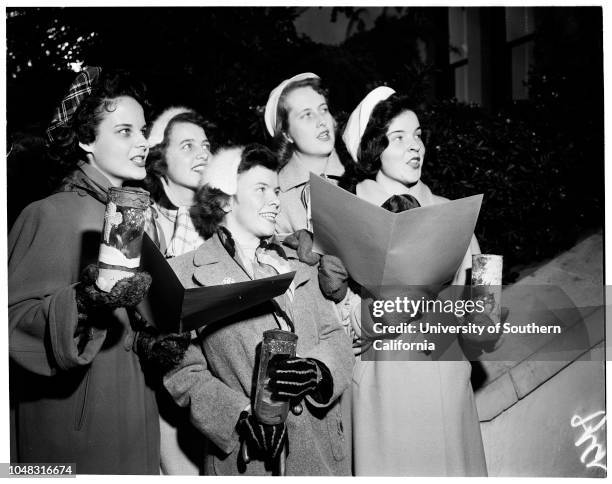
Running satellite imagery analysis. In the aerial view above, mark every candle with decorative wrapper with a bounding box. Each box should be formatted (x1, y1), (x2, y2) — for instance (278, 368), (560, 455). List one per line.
(96, 187), (150, 292)
(471, 254), (503, 325)
(253, 329), (298, 425)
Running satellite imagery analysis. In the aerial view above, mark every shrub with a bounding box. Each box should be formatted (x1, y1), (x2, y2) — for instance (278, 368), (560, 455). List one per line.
(420, 95), (603, 282)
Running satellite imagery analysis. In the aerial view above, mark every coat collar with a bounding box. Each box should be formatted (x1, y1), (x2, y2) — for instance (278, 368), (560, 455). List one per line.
(279, 150), (345, 192)
(191, 231), (311, 289)
(79, 162), (114, 193)
(57, 162), (112, 204)
(192, 233), (250, 286)
(356, 178), (436, 207)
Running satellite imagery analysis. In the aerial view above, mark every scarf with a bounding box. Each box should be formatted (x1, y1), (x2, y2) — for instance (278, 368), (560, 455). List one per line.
(218, 227), (296, 332)
(154, 179), (204, 257)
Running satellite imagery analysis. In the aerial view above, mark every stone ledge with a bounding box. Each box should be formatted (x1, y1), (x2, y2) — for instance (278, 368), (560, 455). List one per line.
(475, 371), (518, 421)
(509, 306), (603, 399)
(475, 306), (603, 418)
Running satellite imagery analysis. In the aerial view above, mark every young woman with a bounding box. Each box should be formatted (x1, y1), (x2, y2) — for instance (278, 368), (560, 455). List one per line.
(141, 107), (212, 475)
(264, 73), (347, 236)
(339, 87), (486, 476)
(144, 107), (211, 257)
(162, 144), (353, 475)
(265, 74), (358, 465)
(8, 68), (159, 474)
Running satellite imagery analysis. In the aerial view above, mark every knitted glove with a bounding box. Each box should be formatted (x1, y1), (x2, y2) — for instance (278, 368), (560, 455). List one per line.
(268, 356), (333, 403)
(318, 255), (349, 303)
(76, 263), (151, 313)
(237, 411), (287, 462)
(282, 229), (320, 266)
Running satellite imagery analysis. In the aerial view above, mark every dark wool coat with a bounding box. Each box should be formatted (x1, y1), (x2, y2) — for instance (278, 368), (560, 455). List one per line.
(8, 164), (160, 475)
(163, 233), (354, 476)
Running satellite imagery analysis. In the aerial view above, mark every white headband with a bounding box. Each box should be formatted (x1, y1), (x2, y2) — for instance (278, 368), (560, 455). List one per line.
(203, 147), (243, 196)
(264, 72), (320, 137)
(148, 106), (193, 147)
(341, 86), (396, 162)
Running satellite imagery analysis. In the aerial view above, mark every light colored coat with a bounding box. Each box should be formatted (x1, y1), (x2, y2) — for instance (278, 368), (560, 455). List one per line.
(351, 178), (487, 476)
(163, 233), (353, 475)
(275, 151), (345, 236)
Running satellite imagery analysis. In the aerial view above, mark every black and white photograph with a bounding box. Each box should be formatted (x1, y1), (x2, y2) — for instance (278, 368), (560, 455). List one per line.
(3, 3), (607, 478)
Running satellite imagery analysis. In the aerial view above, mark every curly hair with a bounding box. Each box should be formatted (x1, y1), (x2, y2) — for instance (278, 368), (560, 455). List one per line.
(339, 93), (417, 194)
(143, 111), (213, 204)
(271, 77), (335, 166)
(48, 70), (149, 186)
(193, 143), (280, 238)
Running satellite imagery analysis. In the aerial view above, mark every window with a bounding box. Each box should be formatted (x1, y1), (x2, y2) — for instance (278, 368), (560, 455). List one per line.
(448, 7), (469, 103)
(505, 7), (535, 100)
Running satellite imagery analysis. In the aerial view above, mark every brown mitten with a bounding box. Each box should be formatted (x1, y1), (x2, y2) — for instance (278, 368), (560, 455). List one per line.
(282, 229), (320, 266)
(318, 255), (349, 303)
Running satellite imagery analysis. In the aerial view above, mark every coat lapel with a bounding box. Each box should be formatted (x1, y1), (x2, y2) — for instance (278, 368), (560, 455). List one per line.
(192, 234), (251, 286)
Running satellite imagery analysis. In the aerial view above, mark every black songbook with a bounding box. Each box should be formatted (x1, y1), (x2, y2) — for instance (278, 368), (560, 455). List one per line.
(138, 234), (296, 332)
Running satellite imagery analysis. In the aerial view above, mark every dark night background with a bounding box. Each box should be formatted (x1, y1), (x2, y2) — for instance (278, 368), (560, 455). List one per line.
(6, 6), (604, 281)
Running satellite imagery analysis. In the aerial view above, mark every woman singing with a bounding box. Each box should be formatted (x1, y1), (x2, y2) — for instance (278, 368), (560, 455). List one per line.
(9, 68), (159, 474)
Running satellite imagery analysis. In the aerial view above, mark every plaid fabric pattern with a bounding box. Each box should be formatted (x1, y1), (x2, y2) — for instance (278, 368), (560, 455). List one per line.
(143, 206), (160, 247)
(46, 66), (102, 142)
(157, 205), (204, 257)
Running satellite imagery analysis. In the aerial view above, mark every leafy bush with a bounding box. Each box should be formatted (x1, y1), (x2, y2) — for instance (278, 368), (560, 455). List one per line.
(421, 93), (603, 281)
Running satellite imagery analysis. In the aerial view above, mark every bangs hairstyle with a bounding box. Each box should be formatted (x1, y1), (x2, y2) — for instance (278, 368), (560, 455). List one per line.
(272, 77), (332, 166)
(193, 143), (280, 238)
(339, 93), (417, 193)
(49, 70), (149, 185)
(143, 111), (213, 203)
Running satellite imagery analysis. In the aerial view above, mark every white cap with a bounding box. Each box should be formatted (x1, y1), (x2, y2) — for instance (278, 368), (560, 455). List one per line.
(203, 147), (243, 196)
(341, 86), (396, 162)
(148, 106), (192, 147)
(264, 72), (320, 137)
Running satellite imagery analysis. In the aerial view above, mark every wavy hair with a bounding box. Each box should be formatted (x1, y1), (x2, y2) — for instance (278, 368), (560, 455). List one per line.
(339, 93), (417, 194)
(271, 77), (333, 166)
(48, 70), (149, 186)
(193, 143), (280, 238)
(143, 111), (213, 204)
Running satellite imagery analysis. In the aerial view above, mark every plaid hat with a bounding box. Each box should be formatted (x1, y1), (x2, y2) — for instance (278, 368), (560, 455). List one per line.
(46, 66), (102, 142)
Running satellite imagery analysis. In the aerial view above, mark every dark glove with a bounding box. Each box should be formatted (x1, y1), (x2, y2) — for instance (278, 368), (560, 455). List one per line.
(282, 229), (320, 266)
(318, 255), (349, 303)
(269, 356), (333, 403)
(133, 321), (192, 375)
(237, 410), (287, 462)
(76, 263), (151, 313)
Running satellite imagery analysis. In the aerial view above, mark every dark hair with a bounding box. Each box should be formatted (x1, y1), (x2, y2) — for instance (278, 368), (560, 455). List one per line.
(272, 77), (332, 166)
(193, 143), (280, 238)
(143, 110), (213, 203)
(49, 70), (149, 185)
(339, 93), (417, 194)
